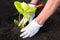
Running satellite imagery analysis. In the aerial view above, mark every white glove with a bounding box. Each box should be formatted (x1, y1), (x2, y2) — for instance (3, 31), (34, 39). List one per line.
(20, 19), (43, 38)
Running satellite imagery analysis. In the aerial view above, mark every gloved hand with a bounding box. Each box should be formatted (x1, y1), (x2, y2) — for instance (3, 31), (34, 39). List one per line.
(20, 19), (43, 38)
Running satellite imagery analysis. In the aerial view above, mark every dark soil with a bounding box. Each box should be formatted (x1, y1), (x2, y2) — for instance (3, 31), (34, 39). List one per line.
(0, 0), (60, 40)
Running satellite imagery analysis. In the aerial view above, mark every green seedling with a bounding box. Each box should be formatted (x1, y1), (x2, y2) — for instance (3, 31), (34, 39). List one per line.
(14, 1), (44, 28)
(14, 19), (19, 25)
(14, 1), (36, 28)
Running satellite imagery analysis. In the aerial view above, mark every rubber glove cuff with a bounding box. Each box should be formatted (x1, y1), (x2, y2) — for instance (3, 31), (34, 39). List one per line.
(28, 3), (36, 7)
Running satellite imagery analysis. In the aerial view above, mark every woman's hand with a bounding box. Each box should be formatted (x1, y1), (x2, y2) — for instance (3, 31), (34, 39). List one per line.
(20, 0), (60, 39)
(20, 19), (43, 38)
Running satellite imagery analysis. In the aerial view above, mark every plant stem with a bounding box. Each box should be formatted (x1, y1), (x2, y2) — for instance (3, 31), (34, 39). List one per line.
(18, 17), (24, 26)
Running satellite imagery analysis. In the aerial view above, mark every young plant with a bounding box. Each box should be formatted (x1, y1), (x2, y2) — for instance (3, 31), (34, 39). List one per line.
(14, 1), (44, 28)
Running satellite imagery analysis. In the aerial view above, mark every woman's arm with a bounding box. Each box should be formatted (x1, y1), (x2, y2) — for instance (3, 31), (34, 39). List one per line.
(20, 0), (60, 38)
(30, 0), (38, 4)
(35, 0), (60, 25)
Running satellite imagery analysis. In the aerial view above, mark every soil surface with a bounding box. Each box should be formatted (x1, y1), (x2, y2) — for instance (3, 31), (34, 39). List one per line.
(0, 0), (60, 40)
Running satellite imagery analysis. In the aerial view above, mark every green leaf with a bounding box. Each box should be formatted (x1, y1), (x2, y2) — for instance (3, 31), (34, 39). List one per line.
(21, 22), (25, 28)
(23, 12), (30, 18)
(14, 19), (19, 25)
(26, 7), (36, 14)
(23, 7), (36, 18)
(14, 1), (24, 14)
(21, 2), (30, 11)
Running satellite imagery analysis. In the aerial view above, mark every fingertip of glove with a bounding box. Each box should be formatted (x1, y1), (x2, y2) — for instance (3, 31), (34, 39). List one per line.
(20, 29), (23, 32)
(20, 35), (22, 37)
(20, 28), (25, 32)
